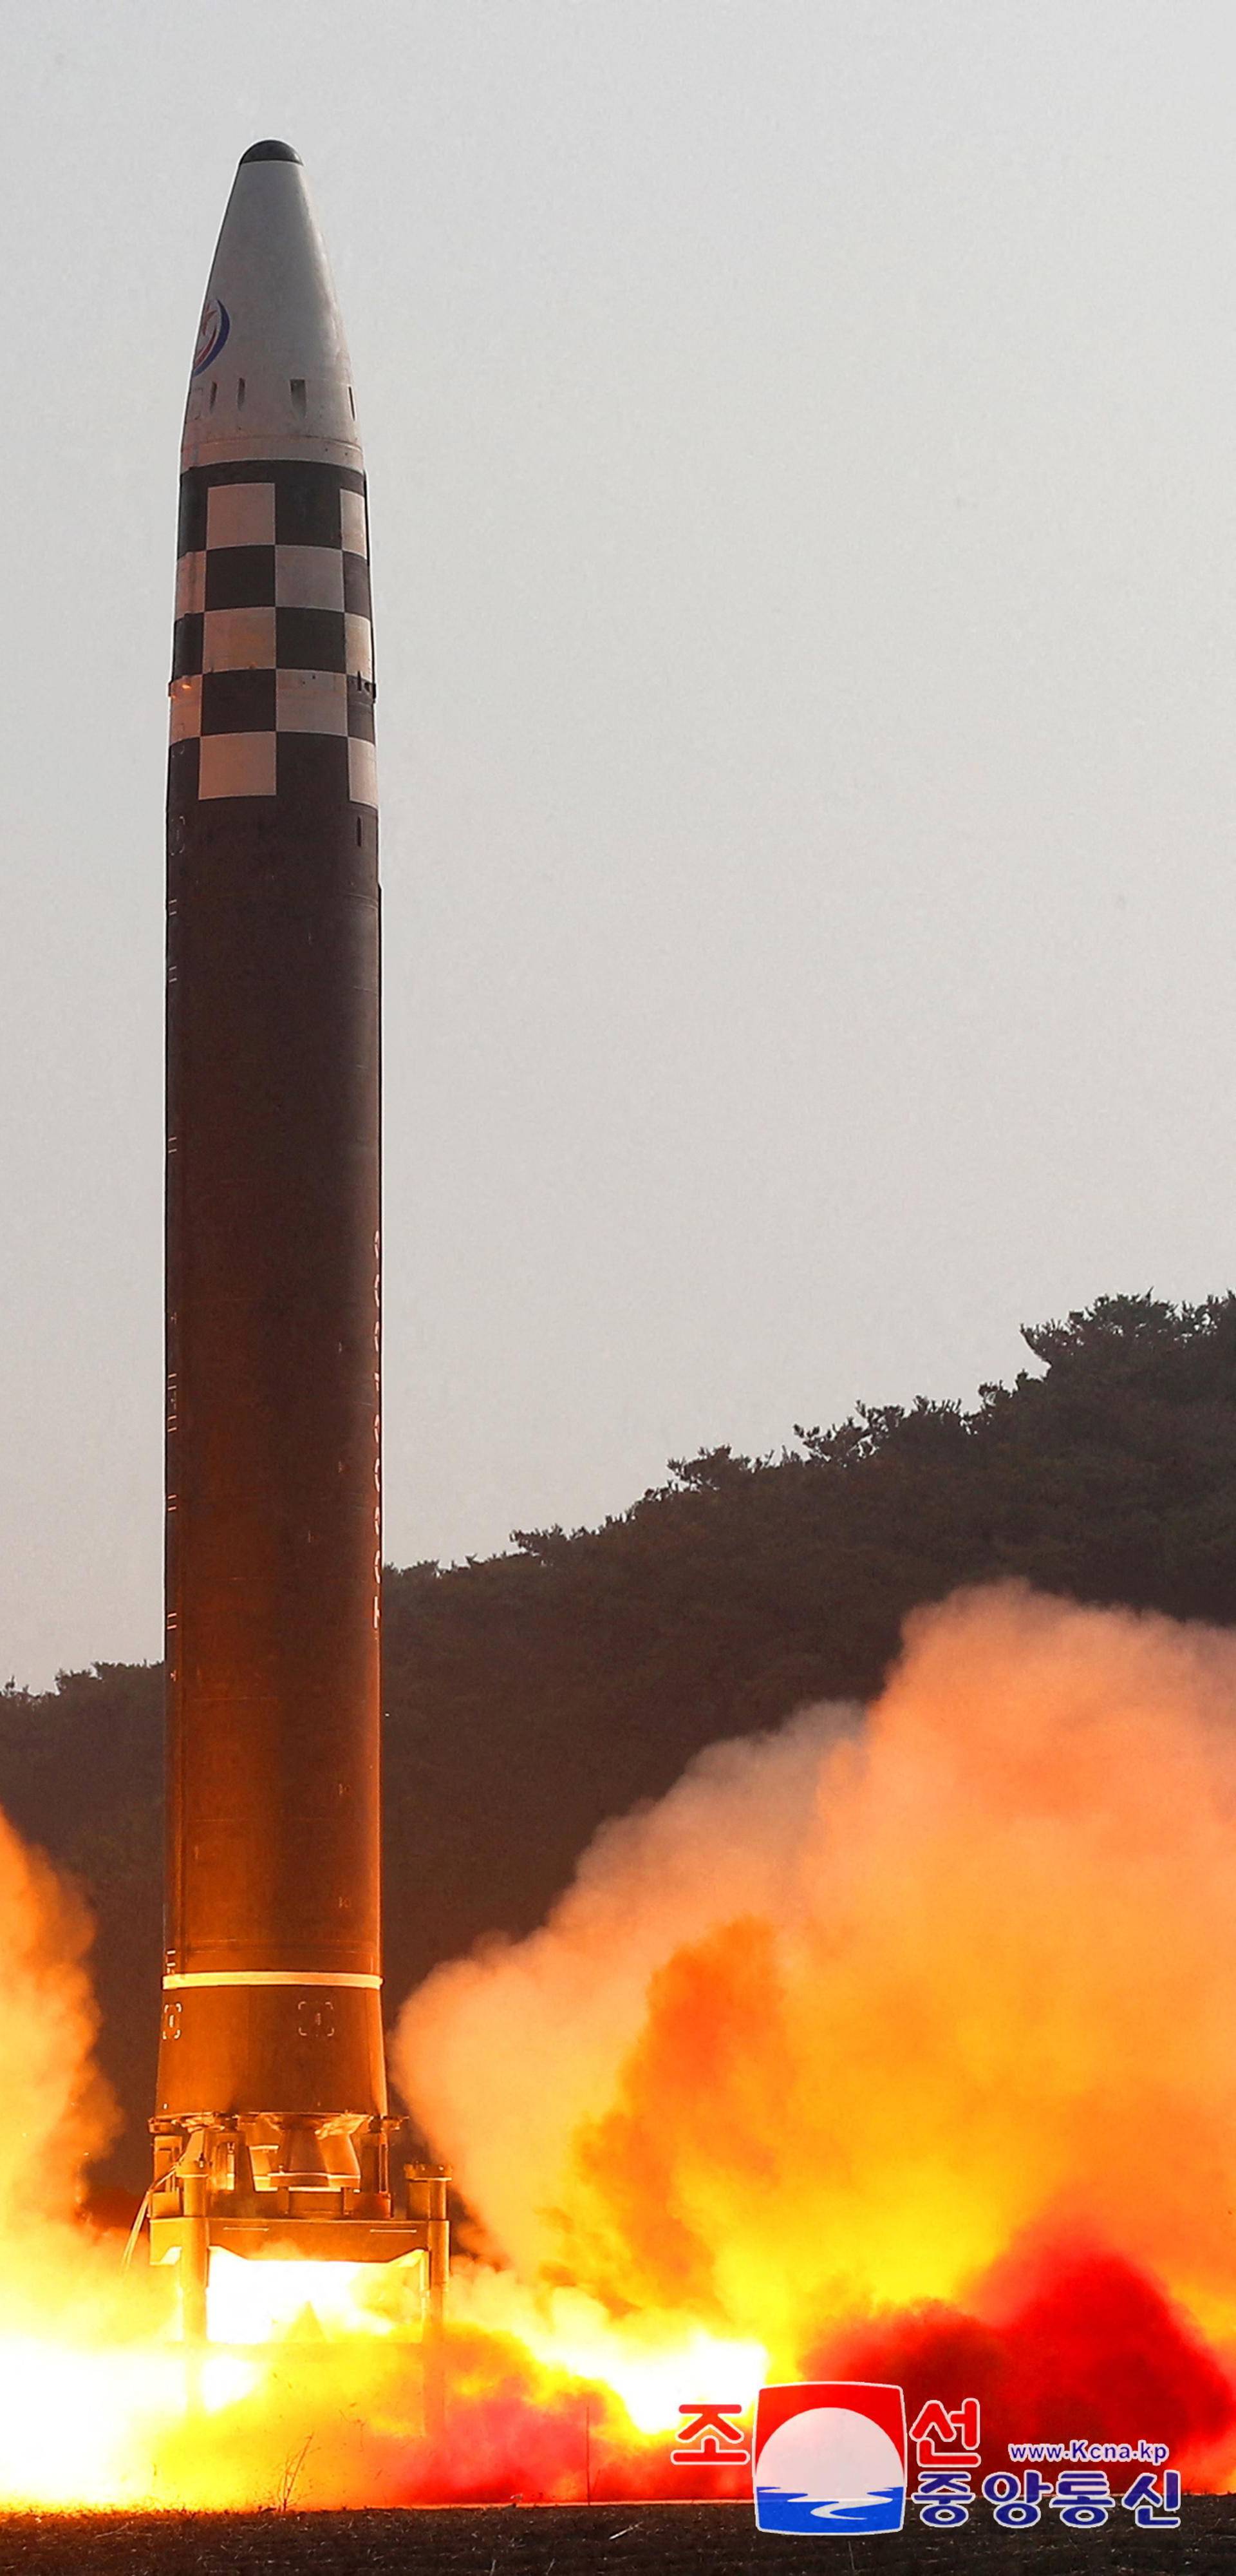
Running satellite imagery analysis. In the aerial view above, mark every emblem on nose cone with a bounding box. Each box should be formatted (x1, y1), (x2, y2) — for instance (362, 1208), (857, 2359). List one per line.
(192, 296), (230, 375)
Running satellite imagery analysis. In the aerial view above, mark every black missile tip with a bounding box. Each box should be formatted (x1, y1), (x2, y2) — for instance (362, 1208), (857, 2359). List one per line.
(239, 138), (301, 165)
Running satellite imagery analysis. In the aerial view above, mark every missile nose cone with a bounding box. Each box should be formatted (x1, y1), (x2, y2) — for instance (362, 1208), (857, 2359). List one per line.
(183, 147), (359, 471)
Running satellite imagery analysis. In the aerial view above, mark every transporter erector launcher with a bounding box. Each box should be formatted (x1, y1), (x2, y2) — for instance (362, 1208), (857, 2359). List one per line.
(150, 142), (445, 2324)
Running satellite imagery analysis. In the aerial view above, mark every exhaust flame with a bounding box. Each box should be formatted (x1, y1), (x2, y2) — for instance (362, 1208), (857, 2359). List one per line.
(1, 1583), (1235, 2504)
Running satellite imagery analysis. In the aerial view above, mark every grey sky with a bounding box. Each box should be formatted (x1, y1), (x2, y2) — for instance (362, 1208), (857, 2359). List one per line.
(3, 3), (1235, 1685)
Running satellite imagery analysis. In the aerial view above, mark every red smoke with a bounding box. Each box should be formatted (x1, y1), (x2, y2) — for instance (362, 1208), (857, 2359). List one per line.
(816, 2241), (1236, 2486)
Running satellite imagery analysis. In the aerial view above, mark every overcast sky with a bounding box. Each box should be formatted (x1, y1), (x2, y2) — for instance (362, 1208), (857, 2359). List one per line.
(3, 2), (1236, 1684)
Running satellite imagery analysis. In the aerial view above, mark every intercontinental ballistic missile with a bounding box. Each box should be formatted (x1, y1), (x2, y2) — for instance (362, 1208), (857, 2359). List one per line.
(149, 142), (446, 2326)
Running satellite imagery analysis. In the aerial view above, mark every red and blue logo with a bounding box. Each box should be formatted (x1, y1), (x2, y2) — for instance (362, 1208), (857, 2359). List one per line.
(753, 2381), (908, 2535)
(192, 296), (230, 377)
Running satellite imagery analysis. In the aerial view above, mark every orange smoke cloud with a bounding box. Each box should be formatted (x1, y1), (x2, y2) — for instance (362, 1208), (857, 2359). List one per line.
(395, 1697), (856, 2278)
(397, 1584), (1236, 2454)
(0, 1805), (117, 2227)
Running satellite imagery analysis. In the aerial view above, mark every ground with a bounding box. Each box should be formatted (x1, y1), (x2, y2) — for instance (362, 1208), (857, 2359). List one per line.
(0, 2503), (1231, 2575)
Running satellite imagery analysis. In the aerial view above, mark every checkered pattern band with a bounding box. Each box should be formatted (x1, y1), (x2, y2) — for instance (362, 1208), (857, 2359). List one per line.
(168, 460), (376, 806)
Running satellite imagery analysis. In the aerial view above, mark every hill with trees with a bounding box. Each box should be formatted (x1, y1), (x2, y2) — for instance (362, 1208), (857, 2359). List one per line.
(5, 1292), (1236, 2188)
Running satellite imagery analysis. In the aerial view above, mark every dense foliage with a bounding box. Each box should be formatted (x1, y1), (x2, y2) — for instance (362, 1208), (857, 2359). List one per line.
(5, 1293), (1236, 2185)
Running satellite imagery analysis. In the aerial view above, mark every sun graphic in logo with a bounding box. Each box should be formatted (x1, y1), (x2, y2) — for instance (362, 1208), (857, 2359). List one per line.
(754, 2383), (908, 2536)
(192, 297), (230, 376)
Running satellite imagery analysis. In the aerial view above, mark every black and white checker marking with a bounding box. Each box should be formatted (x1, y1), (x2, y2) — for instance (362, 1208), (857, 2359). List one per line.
(168, 460), (376, 805)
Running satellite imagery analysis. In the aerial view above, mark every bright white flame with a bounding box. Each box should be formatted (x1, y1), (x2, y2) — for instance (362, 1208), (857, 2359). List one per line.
(448, 2262), (767, 2434)
(206, 2249), (426, 2347)
(198, 2352), (263, 2414)
(0, 2335), (229, 2506)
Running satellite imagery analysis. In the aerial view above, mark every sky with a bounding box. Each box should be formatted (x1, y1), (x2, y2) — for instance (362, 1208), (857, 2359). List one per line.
(3, 2), (1236, 1685)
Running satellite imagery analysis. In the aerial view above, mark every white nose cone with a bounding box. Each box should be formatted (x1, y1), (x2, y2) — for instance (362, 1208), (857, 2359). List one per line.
(182, 140), (360, 472)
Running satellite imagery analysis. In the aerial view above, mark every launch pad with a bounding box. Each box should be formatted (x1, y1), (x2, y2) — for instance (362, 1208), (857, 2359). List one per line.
(149, 2121), (449, 2265)
(149, 2117), (447, 2340)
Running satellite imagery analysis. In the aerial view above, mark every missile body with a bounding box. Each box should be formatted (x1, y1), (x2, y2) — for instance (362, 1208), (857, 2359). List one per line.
(151, 144), (444, 2295)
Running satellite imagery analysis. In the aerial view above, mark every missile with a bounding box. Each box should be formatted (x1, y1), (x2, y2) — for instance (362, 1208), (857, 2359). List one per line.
(149, 142), (445, 2324)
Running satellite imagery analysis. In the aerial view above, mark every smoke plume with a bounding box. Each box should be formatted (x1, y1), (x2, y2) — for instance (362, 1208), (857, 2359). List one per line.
(0, 1808), (116, 2229)
(396, 1584), (1236, 2426)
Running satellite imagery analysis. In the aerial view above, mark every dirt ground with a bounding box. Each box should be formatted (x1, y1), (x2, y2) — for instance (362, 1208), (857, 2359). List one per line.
(0, 2501), (1231, 2576)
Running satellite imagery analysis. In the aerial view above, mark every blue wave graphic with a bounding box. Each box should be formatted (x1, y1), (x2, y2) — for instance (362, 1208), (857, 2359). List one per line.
(755, 2480), (906, 2534)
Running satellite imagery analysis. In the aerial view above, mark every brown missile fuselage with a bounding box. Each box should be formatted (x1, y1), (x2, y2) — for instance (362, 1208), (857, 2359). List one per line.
(160, 763), (383, 2119)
